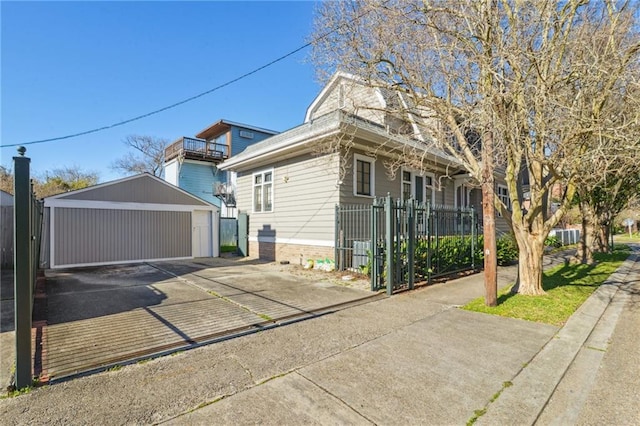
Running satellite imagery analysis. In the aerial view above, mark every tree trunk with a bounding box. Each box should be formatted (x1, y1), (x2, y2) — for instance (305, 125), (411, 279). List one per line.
(482, 184), (497, 306)
(574, 200), (596, 264)
(593, 215), (611, 253)
(511, 226), (546, 295)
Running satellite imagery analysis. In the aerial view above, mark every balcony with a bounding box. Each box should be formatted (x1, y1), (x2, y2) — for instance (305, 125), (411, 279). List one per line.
(164, 137), (229, 163)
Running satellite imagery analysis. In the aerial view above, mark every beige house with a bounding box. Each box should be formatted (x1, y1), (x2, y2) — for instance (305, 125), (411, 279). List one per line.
(219, 72), (510, 263)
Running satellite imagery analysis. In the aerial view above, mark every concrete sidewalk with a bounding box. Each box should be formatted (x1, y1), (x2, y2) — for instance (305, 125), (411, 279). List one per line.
(0, 247), (637, 425)
(479, 245), (640, 425)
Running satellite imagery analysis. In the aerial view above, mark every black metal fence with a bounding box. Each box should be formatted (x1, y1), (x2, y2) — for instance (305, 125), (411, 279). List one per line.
(335, 195), (479, 294)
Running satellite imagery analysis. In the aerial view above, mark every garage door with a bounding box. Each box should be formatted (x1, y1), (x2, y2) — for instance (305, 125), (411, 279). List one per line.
(53, 208), (192, 268)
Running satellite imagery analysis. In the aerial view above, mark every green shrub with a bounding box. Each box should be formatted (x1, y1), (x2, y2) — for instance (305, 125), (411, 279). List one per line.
(544, 235), (562, 248)
(476, 234), (519, 266)
(496, 234), (519, 265)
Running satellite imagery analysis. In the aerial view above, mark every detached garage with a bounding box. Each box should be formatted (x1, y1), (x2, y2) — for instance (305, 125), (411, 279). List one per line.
(43, 173), (219, 269)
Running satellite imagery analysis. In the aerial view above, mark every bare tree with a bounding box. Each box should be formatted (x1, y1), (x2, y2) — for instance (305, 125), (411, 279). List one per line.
(311, 0), (640, 297)
(34, 166), (99, 198)
(0, 166), (14, 195)
(573, 150), (640, 263)
(111, 135), (169, 177)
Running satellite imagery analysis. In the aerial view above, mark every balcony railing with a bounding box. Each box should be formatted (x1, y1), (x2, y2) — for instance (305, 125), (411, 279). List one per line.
(165, 137), (229, 162)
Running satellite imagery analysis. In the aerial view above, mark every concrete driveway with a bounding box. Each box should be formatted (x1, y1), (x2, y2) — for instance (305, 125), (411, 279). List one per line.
(38, 257), (377, 382)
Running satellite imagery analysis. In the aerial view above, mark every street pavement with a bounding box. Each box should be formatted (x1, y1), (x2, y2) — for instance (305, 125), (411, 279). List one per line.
(0, 246), (638, 425)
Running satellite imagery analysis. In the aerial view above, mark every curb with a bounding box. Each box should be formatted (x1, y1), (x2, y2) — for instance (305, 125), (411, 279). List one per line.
(477, 251), (638, 425)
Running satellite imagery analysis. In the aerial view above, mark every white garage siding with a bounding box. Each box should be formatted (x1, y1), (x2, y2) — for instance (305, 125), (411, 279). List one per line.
(52, 208), (192, 267)
(44, 173), (219, 269)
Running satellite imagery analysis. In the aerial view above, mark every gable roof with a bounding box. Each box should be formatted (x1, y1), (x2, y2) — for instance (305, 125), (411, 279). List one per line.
(44, 173), (215, 207)
(195, 119), (279, 140)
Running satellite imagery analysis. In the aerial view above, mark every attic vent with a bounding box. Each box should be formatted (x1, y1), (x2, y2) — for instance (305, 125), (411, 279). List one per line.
(239, 130), (254, 139)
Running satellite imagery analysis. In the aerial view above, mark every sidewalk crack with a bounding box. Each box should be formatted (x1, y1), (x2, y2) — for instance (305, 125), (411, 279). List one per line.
(295, 371), (377, 425)
(231, 357), (255, 383)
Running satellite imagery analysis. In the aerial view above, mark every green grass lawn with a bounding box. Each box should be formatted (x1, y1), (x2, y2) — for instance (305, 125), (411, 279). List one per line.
(613, 233), (640, 244)
(220, 244), (238, 253)
(463, 245), (630, 326)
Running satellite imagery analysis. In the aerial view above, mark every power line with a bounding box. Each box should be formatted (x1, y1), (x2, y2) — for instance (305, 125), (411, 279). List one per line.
(1, 2), (373, 149)
(2, 43), (312, 148)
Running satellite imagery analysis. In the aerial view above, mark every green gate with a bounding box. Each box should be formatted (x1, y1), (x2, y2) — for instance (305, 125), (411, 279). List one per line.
(237, 212), (249, 257)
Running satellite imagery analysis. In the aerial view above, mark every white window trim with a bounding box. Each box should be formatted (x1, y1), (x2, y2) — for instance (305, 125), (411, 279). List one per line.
(400, 169), (436, 205)
(424, 172), (436, 206)
(400, 168), (413, 203)
(353, 154), (375, 198)
(252, 168), (274, 213)
(454, 183), (472, 209)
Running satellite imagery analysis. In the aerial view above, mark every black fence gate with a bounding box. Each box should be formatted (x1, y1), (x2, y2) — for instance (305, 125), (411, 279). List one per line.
(335, 195), (479, 295)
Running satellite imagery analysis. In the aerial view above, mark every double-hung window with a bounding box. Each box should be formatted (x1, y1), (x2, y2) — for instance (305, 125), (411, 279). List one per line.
(401, 171), (412, 202)
(497, 185), (511, 215)
(354, 154), (375, 197)
(253, 170), (273, 212)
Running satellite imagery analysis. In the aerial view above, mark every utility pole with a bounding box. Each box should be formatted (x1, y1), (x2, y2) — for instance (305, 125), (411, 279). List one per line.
(481, 129), (498, 306)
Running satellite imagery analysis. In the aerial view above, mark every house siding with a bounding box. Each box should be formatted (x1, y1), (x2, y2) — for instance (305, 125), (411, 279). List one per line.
(175, 161), (223, 207)
(53, 208), (191, 267)
(237, 153), (341, 262)
(229, 126), (274, 157)
(337, 147), (459, 206)
(311, 82), (386, 125)
(62, 174), (208, 206)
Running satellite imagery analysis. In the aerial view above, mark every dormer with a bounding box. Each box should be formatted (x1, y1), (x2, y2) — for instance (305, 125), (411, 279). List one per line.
(304, 71), (427, 141)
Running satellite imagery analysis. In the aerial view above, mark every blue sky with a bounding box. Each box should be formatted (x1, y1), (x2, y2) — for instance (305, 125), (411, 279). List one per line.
(1, 1), (322, 182)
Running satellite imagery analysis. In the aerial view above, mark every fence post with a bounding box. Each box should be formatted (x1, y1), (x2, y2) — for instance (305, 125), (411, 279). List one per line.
(407, 199), (415, 290)
(471, 207), (476, 270)
(14, 147), (32, 390)
(385, 195), (394, 295)
(370, 200), (377, 291)
(427, 204), (433, 284)
(334, 205), (339, 270)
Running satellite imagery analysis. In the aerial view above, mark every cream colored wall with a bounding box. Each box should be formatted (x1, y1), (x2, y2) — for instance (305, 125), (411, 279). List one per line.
(237, 152), (341, 245)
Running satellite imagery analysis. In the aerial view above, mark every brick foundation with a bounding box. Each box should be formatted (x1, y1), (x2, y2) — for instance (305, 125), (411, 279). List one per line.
(248, 242), (334, 266)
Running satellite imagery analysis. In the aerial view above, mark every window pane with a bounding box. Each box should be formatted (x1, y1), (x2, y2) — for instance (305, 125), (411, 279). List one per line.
(356, 159), (372, 196)
(414, 176), (423, 203)
(254, 186), (262, 212)
(264, 172), (272, 182)
(403, 182), (411, 201)
(402, 171), (411, 181)
(264, 184), (272, 211)
(255, 175), (262, 185)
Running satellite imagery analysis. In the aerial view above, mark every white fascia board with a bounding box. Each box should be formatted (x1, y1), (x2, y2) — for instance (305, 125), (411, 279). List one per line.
(345, 122), (463, 170)
(44, 199), (219, 212)
(219, 120), (342, 172)
(221, 120), (279, 135)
